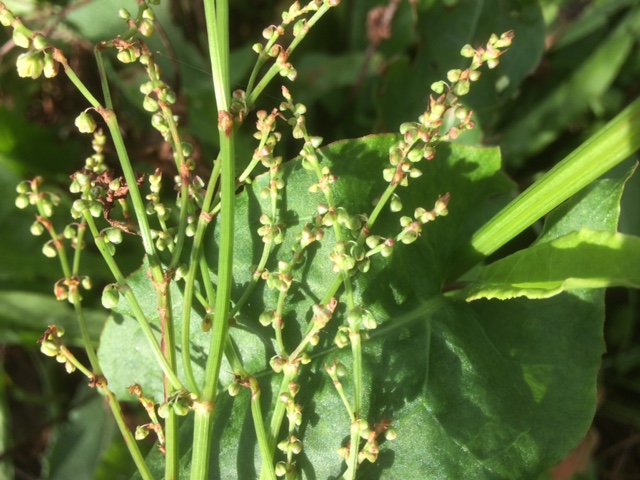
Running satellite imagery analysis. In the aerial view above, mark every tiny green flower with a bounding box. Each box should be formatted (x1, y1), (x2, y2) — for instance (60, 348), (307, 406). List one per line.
(15, 194), (29, 209)
(32, 34), (47, 51)
(16, 51), (44, 79)
(135, 425), (150, 440)
(42, 241), (57, 258)
(101, 285), (120, 309)
(138, 18), (155, 37)
(43, 52), (58, 78)
(75, 111), (97, 133)
(12, 29), (30, 48)
(0, 8), (15, 27)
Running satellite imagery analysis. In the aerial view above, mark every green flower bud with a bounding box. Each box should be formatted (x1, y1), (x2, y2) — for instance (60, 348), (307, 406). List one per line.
(116, 48), (137, 64)
(275, 462), (288, 477)
(172, 398), (190, 416)
(40, 339), (59, 357)
(385, 427), (398, 440)
(89, 202), (102, 218)
(157, 403), (170, 419)
(143, 95), (159, 112)
(32, 34), (47, 51)
(460, 44), (475, 57)
(135, 425), (150, 440)
(139, 18), (155, 37)
(15, 194), (29, 209)
(75, 111), (97, 134)
(362, 313), (377, 330)
(447, 69), (461, 83)
(64, 361), (76, 374)
(290, 438), (303, 454)
(16, 51), (44, 79)
(105, 228), (123, 244)
(390, 194), (403, 212)
(277, 439), (289, 453)
(43, 52), (58, 78)
(453, 79), (470, 96)
(101, 285), (120, 309)
(42, 241), (57, 258)
(30, 221), (45, 236)
(139, 81), (154, 95)
(142, 8), (154, 20)
(334, 330), (349, 349)
(0, 8), (15, 27)
(431, 81), (446, 94)
(81, 276), (92, 290)
(118, 8), (131, 19)
(12, 29), (30, 49)
(228, 382), (240, 397)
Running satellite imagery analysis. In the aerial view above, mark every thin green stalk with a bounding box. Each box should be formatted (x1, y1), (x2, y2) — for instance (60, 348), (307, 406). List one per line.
(450, 94), (640, 280)
(54, 49), (102, 109)
(181, 159), (222, 395)
(160, 278), (179, 480)
(83, 213), (184, 391)
(102, 385), (154, 480)
(229, 242), (272, 317)
(224, 342), (276, 480)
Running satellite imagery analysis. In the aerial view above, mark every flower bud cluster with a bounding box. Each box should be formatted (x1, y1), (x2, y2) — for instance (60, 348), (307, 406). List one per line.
(257, 213), (285, 245)
(252, 0), (324, 56)
(0, 3), (60, 80)
(53, 275), (91, 304)
(158, 390), (193, 418)
(69, 131), (107, 204)
(383, 31), (513, 191)
(252, 1), (341, 88)
(15, 177), (60, 220)
(117, 5), (156, 42)
(356, 418), (397, 464)
(329, 240), (369, 274)
(333, 305), (377, 348)
(274, 377), (304, 477)
(128, 384), (166, 447)
(38, 325), (76, 373)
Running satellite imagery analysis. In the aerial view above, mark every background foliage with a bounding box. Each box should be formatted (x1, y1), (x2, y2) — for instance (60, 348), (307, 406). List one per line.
(0, 0), (639, 479)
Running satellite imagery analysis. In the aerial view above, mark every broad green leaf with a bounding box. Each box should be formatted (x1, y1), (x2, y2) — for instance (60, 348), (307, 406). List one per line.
(107, 135), (605, 478)
(0, 291), (105, 346)
(463, 229), (640, 301)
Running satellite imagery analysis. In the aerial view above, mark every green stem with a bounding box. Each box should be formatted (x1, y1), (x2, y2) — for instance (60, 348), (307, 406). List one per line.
(224, 342), (276, 480)
(190, 0), (235, 477)
(160, 277), (179, 480)
(245, 2), (332, 107)
(229, 242), (271, 318)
